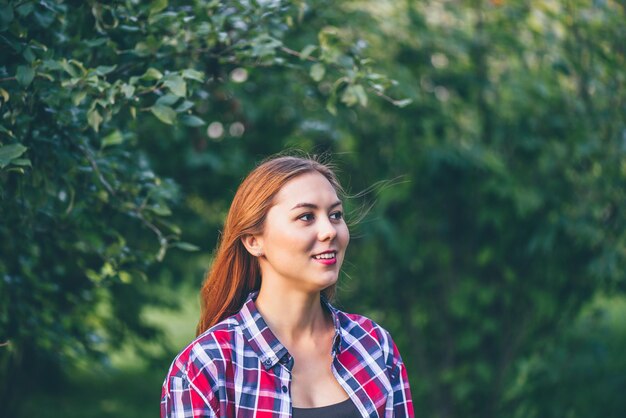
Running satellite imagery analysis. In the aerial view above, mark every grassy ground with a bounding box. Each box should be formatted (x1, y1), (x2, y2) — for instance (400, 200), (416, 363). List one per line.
(20, 367), (165, 418)
(19, 285), (200, 418)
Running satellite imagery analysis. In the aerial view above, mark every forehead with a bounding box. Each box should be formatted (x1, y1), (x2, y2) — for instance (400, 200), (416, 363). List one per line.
(273, 171), (339, 206)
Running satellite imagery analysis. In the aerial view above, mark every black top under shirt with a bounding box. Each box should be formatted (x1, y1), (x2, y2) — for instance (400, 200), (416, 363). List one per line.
(292, 398), (362, 418)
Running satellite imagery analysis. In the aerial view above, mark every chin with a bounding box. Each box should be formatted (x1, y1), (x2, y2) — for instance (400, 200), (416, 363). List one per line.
(314, 274), (339, 289)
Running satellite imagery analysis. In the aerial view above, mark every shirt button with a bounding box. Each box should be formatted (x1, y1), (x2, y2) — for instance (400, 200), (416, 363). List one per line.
(281, 385), (288, 393)
(264, 359), (272, 366)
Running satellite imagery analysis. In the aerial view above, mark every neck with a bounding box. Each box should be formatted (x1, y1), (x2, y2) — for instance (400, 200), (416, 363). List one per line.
(255, 283), (332, 347)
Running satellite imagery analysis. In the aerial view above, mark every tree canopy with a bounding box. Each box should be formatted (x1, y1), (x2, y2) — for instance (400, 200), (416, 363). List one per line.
(1, 1), (625, 417)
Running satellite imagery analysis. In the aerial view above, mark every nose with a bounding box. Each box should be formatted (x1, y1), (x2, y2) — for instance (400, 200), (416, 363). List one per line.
(317, 217), (337, 242)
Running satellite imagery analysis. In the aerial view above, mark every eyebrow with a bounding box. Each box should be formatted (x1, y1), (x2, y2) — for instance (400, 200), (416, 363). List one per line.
(290, 201), (342, 211)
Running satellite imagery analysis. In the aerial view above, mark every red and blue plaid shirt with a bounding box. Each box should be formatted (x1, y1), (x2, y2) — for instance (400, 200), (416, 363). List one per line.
(161, 292), (414, 417)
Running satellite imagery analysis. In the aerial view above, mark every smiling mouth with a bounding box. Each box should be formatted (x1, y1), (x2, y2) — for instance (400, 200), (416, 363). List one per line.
(312, 251), (338, 265)
(313, 251), (336, 260)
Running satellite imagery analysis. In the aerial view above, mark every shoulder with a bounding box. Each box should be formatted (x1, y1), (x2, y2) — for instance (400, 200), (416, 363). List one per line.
(161, 317), (243, 415)
(333, 308), (398, 364)
(164, 315), (242, 384)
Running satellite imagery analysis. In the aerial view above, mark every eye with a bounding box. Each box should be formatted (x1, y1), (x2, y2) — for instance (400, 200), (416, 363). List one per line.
(330, 211), (343, 221)
(298, 213), (314, 222)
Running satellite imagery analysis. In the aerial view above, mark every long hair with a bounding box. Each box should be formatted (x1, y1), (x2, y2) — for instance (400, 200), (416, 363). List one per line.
(196, 155), (345, 335)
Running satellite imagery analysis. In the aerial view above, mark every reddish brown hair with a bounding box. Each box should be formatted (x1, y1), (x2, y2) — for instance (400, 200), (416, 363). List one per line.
(196, 155), (345, 335)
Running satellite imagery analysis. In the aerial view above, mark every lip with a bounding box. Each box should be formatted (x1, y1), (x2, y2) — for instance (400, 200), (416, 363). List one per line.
(312, 250), (338, 265)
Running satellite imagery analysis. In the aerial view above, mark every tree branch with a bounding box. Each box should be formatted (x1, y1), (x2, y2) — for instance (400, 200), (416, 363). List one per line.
(78, 143), (116, 196)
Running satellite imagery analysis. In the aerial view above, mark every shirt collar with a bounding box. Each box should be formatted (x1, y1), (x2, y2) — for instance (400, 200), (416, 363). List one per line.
(236, 291), (345, 370)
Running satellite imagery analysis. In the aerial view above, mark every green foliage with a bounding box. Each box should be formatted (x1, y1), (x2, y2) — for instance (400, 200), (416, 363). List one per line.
(504, 296), (626, 418)
(0, 0), (399, 413)
(1, 0), (625, 417)
(332, 1), (626, 417)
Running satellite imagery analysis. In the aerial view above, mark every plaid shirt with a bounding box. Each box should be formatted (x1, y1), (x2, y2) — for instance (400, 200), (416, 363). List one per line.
(161, 292), (414, 417)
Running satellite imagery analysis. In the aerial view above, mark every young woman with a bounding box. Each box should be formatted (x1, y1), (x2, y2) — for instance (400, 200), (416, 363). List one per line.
(161, 155), (414, 417)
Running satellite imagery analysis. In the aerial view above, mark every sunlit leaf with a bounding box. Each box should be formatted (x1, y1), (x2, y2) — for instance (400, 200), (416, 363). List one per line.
(150, 0), (169, 15)
(94, 65), (116, 76)
(0, 143), (27, 168)
(102, 130), (124, 148)
(163, 75), (187, 97)
(87, 108), (103, 132)
(300, 45), (317, 60)
(181, 69), (204, 82)
(121, 84), (135, 98)
(353, 84), (367, 107)
(310, 63), (325, 81)
(0, 88), (9, 103)
(142, 67), (163, 81)
(156, 93), (180, 106)
(394, 98), (412, 108)
(150, 104), (176, 124)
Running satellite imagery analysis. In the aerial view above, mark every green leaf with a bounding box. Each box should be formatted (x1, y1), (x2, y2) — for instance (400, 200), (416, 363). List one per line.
(120, 84), (135, 98)
(101, 262), (115, 277)
(148, 203), (171, 216)
(59, 59), (78, 77)
(41, 59), (64, 72)
(150, 104), (176, 124)
(2, 33), (21, 52)
(16, 66), (35, 87)
(176, 100), (194, 112)
(86, 269), (102, 283)
(72, 91), (87, 106)
(150, 0), (168, 15)
(11, 158), (31, 167)
(326, 100), (337, 116)
(87, 109), (103, 132)
(300, 45), (317, 60)
(163, 76), (187, 97)
(95, 65), (116, 76)
(156, 94), (180, 106)
(159, 219), (181, 235)
(310, 63), (325, 82)
(0, 88), (9, 103)
(118, 271), (133, 283)
(83, 38), (108, 47)
(181, 69), (204, 82)
(353, 84), (368, 107)
(22, 47), (36, 63)
(180, 115), (205, 127)
(171, 242), (200, 251)
(156, 245), (167, 262)
(102, 130), (124, 148)
(0, 4), (14, 25)
(0, 144), (27, 169)
(393, 98), (413, 108)
(15, 2), (33, 17)
(134, 42), (151, 57)
(0, 125), (14, 137)
(340, 85), (359, 106)
(250, 34), (282, 57)
(142, 68), (163, 81)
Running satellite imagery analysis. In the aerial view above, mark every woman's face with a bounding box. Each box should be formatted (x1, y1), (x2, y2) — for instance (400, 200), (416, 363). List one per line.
(256, 171), (350, 293)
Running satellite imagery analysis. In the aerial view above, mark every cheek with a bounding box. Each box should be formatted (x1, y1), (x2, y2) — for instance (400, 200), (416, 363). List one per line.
(267, 226), (313, 252)
(339, 224), (350, 248)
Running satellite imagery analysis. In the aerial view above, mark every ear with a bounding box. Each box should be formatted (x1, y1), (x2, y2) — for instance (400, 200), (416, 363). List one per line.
(241, 234), (264, 257)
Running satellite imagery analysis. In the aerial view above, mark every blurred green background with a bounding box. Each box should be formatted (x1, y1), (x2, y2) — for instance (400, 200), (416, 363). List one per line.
(1, 0), (625, 417)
